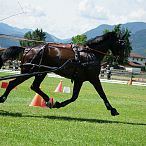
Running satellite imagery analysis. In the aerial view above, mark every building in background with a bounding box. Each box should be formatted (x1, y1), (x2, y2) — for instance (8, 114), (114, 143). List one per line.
(125, 52), (146, 73)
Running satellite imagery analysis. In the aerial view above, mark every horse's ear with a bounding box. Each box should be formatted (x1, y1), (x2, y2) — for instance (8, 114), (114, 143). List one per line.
(122, 32), (127, 39)
(116, 31), (123, 39)
(116, 32), (120, 38)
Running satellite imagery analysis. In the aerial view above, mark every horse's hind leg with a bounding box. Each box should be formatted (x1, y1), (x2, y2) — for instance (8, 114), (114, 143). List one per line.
(0, 76), (31, 103)
(30, 73), (50, 102)
(89, 77), (119, 116)
(53, 80), (83, 108)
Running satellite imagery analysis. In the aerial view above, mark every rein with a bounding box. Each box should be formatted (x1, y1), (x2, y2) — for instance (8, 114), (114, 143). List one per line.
(0, 59), (72, 81)
(47, 44), (108, 56)
(85, 47), (119, 62)
(86, 47), (107, 55)
(86, 47), (118, 59)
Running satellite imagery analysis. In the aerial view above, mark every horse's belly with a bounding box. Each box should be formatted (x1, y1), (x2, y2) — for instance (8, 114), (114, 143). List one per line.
(55, 64), (85, 80)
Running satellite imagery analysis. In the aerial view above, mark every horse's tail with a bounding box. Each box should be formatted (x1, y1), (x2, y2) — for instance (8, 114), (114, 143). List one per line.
(0, 46), (25, 68)
(0, 54), (3, 69)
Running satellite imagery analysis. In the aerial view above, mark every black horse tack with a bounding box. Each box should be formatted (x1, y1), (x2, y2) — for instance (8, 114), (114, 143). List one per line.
(0, 32), (126, 116)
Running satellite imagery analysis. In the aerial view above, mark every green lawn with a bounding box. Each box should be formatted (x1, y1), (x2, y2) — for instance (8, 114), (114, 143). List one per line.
(0, 74), (146, 146)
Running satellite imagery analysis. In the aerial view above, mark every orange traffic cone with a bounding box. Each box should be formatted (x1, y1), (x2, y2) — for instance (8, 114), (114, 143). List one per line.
(128, 78), (132, 85)
(54, 80), (63, 92)
(1, 82), (8, 88)
(29, 93), (42, 107)
(1, 81), (17, 89)
(41, 99), (47, 108)
(30, 93), (54, 108)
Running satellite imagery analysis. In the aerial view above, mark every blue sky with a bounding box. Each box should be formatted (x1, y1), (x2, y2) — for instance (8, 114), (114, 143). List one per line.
(0, 0), (146, 39)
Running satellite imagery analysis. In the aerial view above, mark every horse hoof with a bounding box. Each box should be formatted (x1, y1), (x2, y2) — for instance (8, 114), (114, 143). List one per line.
(45, 98), (54, 108)
(0, 96), (7, 103)
(53, 101), (61, 108)
(111, 108), (119, 116)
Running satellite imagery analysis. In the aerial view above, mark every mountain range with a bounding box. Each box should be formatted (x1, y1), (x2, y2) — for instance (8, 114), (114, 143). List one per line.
(0, 22), (146, 56)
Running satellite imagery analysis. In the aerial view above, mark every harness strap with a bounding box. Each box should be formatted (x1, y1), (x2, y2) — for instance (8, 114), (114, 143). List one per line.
(73, 45), (82, 62)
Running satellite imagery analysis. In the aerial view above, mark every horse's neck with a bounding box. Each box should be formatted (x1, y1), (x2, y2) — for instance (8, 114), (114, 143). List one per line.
(91, 43), (108, 60)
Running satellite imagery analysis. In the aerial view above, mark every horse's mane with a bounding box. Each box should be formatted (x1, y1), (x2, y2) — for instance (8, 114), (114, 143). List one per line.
(86, 32), (117, 45)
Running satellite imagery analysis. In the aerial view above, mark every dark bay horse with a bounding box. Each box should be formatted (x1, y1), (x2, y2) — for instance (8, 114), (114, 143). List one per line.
(0, 32), (126, 116)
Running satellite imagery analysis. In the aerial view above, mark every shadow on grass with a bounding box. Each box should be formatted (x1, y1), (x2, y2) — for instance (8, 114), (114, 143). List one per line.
(0, 110), (146, 126)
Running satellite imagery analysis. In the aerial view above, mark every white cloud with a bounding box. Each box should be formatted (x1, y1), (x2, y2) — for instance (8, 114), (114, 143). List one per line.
(0, 0), (146, 39)
(128, 9), (146, 21)
(78, 0), (109, 20)
(24, 5), (46, 17)
(0, 0), (22, 20)
(136, 0), (145, 3)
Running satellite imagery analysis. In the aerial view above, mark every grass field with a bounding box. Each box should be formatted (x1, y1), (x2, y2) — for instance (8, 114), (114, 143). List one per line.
(0, 74), (146, 146)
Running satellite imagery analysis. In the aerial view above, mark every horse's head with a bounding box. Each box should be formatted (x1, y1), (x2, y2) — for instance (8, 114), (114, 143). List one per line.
(86, 32), (126, 63)
(106, 32), (126, 64)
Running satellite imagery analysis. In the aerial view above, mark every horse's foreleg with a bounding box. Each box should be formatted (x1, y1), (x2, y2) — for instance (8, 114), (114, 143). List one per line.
(31, 73), (50, 102)
(90, 77), (119, 116)
(0, 76), (31, 103)
(54, 80), (83, 108)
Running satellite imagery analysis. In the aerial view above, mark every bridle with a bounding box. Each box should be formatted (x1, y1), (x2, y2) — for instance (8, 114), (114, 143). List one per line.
(86, 47), (107, 55)
(85, 38), (125, 63)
